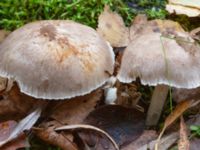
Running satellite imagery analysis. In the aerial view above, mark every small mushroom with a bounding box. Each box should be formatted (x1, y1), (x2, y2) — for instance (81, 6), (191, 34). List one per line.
(0, 20), (115, 100)
(117, 22), (200, 126)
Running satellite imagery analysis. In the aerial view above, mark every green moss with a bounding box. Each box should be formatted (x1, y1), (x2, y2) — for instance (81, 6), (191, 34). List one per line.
(0, 0), (169, 31)
(0, 0), (135, 31)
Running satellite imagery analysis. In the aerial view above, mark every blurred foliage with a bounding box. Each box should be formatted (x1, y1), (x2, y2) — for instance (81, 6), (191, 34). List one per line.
(125, 0), (167, 19)
(190, 125), (200, 137)
(0, 0), (167, 31)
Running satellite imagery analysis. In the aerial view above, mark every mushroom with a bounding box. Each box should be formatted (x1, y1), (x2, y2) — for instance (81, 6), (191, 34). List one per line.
(0, 20), (115, 100)
(117, 21), (200, 126)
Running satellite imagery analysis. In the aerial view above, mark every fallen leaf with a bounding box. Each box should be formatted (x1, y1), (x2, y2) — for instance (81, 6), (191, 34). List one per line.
(155, 99), (200, 150)
(0, 84), (44, 122)
(129, 14), (148, 41)
(141, 132), (179, 150)
(0, 106), (42, 147)
(55, 124), (119, 150)
(178, 116), (190, 150)
(169, 0), (200, 9)
(50, 90), (102, 124)
(166, 0), (200, 17)
(0, 121), (17, 141)
(0, 134), (29, 150)
(34, 120), (78, 150)
(173, 87), (200, 103)
(97, 5), (129, 47)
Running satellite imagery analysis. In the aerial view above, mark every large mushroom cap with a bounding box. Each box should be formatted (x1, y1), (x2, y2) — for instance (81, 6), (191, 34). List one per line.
(0, 20), (115, 99)
(117, 27), (200, 89)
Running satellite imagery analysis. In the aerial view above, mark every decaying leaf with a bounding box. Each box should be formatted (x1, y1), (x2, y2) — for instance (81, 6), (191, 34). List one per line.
(173, 87), (200, 103)
(178, 116), (190, 150)
(155, 99), (200, 150)
(0, 107), (42, 147)
(141, 132), (179, 150)
(166, 0), (200, 17)
(34, 120), (78, 150)
(0, 134), (29, 150)
(83, 105), (145, 147)
(0, 84), (43, 122)
(50, 90), (102, 124)
(55, 124), (119, 150)
(97, 6), (129, 47)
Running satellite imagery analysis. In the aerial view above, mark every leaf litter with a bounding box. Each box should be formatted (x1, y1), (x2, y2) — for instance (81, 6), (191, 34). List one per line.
(0, 5), (200, 150)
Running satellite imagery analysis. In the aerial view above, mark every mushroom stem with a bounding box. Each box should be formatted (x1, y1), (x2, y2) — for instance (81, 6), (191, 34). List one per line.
(146, 84), (169, 126)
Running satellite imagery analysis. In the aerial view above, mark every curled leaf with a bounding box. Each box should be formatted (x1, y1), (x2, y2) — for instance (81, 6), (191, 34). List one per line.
(55, 124), (119, 150)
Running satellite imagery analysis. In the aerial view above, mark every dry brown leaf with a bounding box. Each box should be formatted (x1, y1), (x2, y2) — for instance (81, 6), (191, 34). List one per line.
(55, 124), (119, 150)
(164, 100), (199, 128)
(142, 132), (179, 150)
(0, 121), (17, 141)
(97, 6), (129, 47)
(178, 116), (190, 150)
(129, 14), (148, 41)
(155, 99), (200, 150)
(169, 0), (200, 9)
(173, 87), (200, 103)
(0, 107), (42, 147)
(166, 0), (200, 17)
(0, 134), (29, 150)
(166, 4), (200, 17)
(34, 120), (78, 150)
(50, 90), (102, 124)
(0, 84), (44, 122)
